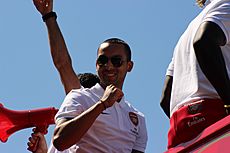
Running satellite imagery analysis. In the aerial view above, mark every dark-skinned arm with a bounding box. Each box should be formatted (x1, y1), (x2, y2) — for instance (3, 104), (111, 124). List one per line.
(53, 101), (105, 151)
(193, 21), (230, 107)
(45, 18), (80, 94)
(33, 0), (81, 94)
(53, 85), (124, 151)
(160, 75), (173, 118)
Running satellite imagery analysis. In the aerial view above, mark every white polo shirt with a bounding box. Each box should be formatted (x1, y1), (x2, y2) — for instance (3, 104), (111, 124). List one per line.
(167, 0), (230, 116)
(54, 83), (147, 153)
(48, 141), (76, 153)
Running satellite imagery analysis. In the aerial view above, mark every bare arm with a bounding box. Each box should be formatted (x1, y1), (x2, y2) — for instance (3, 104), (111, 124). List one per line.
(33, 0), (80, 94)
(160, 75), (172, 118)
(53, 85), (124, 151)
(45, 18), (80, 94)
(193, 21), (230, 106)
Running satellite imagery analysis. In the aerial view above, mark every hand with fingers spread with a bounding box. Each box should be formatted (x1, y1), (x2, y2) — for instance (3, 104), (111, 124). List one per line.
(100, 84), (124, 109)
(32, 0), (53, 15)
(27, 128), (48, 153)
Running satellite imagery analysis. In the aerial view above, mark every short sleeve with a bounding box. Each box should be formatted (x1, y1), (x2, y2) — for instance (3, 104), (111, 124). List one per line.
(204, 1), (230, 43)
(55, 90), (84, 124)
(166, 57), (174, 77)
(132, 115), (148, 152)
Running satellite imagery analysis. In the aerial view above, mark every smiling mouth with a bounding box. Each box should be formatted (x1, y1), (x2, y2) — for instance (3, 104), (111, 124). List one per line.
(104, 71), (116, 76)
(104, 73), (117, 82)
(107, 73), (115, 77)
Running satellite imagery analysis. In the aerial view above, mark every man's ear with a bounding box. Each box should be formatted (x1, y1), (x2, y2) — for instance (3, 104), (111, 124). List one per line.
(127, 61), (134, 72)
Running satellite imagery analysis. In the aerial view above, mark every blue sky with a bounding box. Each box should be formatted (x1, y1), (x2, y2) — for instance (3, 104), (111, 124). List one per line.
(0, 0), (201, 152)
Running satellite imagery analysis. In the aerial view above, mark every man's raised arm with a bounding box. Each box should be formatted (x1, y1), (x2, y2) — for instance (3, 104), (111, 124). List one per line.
(32, 0), (80, 94)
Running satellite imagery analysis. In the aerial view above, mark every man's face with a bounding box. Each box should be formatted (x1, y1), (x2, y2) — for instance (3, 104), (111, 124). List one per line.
(96, 42), (133, 89)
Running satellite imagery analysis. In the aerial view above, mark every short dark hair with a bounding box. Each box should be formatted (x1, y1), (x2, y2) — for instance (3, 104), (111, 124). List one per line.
(100, 38), (132, 61)
(78, 73), (100, 88)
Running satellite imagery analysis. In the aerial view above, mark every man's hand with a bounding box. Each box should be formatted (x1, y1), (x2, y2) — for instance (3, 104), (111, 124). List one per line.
(100, 84), (124, 108)
(33, 0), (53, 15)
(27, 128), (48, 153)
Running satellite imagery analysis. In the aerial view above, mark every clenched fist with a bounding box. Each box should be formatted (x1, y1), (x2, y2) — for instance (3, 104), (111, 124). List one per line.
(100, 84), (124, 108)
(33, 0), (53, 15)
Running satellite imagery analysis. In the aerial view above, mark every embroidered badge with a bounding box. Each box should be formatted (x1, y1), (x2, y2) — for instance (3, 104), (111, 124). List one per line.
(129, 112), (138, 126)
(188, 102), (203, 114)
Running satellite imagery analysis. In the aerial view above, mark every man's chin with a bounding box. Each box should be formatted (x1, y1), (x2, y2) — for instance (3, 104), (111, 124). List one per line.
(104, 81), (117, 86)
(104, 78), (115, 83)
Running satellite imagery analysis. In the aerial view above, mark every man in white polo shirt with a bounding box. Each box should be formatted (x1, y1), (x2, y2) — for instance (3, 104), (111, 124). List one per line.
(51, 38), (147, 153)
(160, 0), (230, 149)
(29, 0), (148, 152)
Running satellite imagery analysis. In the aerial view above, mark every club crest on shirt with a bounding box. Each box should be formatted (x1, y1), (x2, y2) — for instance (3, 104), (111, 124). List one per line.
(188, 102), (203, 114)
(129, 112), (138, 126)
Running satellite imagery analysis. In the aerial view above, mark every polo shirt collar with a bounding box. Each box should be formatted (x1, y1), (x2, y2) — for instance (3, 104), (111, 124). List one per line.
(115, 96), (126, 108)
(91, 83), (104, 97)
(207, 0), (223, 4)
(206, 0), (211, 5)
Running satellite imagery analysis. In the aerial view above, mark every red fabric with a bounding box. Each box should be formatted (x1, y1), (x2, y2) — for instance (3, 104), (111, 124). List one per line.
(194, 133), (230, 153)
(168, 99), (227, 149)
